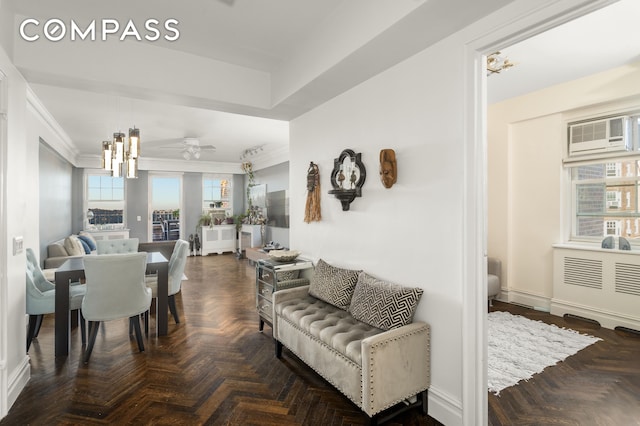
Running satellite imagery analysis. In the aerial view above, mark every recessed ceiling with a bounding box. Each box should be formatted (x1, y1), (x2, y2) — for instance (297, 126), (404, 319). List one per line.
(7, 0), (634, 167)
(488, 0), (640, 104)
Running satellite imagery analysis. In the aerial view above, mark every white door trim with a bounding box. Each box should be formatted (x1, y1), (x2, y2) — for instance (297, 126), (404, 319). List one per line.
(461, 0), (618, 424)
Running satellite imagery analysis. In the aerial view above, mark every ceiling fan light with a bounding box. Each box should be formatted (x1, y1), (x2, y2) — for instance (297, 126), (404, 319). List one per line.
(194, 150), (201, 160)
(182, 150), (191, 160)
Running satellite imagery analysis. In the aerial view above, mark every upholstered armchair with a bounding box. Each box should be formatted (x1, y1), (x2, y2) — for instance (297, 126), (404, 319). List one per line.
(81, 252), (151, 363)
(26, 248), (86, 351)
(488, 257), (502, 306)
(96, 238), (139, 254)
(26, 247), (54, 283)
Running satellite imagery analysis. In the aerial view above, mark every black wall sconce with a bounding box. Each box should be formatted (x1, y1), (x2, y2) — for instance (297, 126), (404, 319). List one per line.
(328, 149), (366, 211)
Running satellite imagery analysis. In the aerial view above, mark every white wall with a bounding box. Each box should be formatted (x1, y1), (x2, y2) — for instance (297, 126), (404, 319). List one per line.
(488, 62), (640, 308)
(290, 31), (468, 425)
(0, 34), (82, 416)
(0, 40), (31, 417)
(509, 115), (563, 306)
(290, 2), (620, 423)
(0, 0), (613, 423)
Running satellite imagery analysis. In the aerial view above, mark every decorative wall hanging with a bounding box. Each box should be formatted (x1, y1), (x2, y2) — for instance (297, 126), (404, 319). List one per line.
(379, 149), (397, 188)
(304, 162), (321, 223)
(328, 149), (366, 211)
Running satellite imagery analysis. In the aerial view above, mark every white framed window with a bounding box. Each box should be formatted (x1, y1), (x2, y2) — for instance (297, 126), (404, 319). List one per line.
(85, 171), (126, 228)
(606, 162), (621, 177)
(606, 190), (621, 208)
(202, 174), (232, 213)
(571, 159), (640, 241)
(604, 220), (620, 236)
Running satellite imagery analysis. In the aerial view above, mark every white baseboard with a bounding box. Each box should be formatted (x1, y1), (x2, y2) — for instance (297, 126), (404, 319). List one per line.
(503, 289), (551, 312)
(6, 356), (29, 414)
(551, 298), (640, 331)
(428, 385), (462, 426)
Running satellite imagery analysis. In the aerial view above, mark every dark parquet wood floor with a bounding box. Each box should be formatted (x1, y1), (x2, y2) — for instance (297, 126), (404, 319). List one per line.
(489, 301), (640, 426)
(2, 254), (440, 426)
(5, 255), (640, 425)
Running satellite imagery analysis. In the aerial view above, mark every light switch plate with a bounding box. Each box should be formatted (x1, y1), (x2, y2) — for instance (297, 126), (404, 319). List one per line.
(13, 236), (23, 255)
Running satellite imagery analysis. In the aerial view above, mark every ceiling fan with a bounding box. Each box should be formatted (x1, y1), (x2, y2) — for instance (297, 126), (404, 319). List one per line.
(157, 138), (216, 160)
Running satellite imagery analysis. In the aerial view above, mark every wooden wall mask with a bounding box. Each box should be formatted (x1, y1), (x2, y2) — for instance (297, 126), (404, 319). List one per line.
(379, 149), (397, 188)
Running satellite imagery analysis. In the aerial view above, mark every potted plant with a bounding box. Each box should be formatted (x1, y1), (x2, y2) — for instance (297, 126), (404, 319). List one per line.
(242, 162), (256, 216)
(225, 212), (235, 224)
(197, 213), (211, 228)
(233, 214), (245, 233)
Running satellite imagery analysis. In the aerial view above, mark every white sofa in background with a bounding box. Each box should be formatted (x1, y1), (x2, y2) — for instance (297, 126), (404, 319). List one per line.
(44, 232), (98, 270)
(488, 257), (502, 306)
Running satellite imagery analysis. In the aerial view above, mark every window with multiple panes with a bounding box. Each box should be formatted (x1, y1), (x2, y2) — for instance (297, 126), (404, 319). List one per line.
(569, 114), (640, 241)
(203, 174), (232, 213)
(86, 173), (125, 226)
(571, 159), (640, 240)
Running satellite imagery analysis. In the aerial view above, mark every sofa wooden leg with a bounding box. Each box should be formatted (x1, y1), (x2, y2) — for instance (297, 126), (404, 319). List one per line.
(275, 340), (283, 358)
(420, 390), (428, 415)
(369, 390), (428, 425)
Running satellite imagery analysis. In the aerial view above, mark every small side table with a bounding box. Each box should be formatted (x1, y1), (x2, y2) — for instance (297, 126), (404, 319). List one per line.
(256, 258), (313, 331)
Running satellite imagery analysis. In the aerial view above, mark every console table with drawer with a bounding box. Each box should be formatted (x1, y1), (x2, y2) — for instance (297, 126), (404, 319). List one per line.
(255, 258), (313, 332)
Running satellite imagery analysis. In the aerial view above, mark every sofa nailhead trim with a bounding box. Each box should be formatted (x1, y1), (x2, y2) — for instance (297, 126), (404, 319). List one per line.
(367, 325), (430, 413)
(279, 317), (363, 408)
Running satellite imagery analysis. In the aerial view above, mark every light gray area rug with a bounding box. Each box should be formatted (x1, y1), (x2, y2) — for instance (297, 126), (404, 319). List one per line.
(488, 311), (601, 395)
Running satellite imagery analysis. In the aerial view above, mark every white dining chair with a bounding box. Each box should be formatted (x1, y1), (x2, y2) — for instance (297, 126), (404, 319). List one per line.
(145, 239), (189, 325)
(96, 238), (140, 254)
(81, 252), (151, 363)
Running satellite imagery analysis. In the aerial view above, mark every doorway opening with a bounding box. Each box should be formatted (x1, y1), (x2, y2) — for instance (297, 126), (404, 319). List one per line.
(149, 175), (183, 242)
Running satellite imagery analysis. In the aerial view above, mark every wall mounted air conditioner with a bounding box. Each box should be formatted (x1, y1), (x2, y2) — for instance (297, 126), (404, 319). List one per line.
(568, 115), (631, 157)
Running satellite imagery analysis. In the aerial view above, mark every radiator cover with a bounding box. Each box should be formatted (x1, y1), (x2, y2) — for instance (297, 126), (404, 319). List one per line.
(552, 245), (640, 330)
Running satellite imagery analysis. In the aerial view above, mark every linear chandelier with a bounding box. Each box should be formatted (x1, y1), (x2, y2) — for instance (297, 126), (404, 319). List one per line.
(101, 127), (140, 178)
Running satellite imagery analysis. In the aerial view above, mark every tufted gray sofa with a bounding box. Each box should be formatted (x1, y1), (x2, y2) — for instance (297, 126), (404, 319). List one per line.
(272, 283), (430, 421)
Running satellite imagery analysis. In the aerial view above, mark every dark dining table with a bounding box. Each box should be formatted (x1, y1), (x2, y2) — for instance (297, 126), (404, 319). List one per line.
(54, 251), (169, 357)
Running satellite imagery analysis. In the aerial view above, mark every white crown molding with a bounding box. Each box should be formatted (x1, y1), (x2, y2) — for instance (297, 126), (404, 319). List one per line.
(26, 86), (78, 165)
(77, 154), (244, 174)
(139, 157), (242, 174)
(77, 152), (290, 174)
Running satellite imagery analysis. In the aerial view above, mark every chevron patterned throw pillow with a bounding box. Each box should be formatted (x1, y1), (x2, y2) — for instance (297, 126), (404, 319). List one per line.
(308, 259), (362, 310)
(348, 272), (423, 330)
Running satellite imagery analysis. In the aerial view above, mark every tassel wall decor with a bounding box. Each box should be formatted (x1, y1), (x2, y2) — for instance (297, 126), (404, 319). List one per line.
(304, 162), (322, 223)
